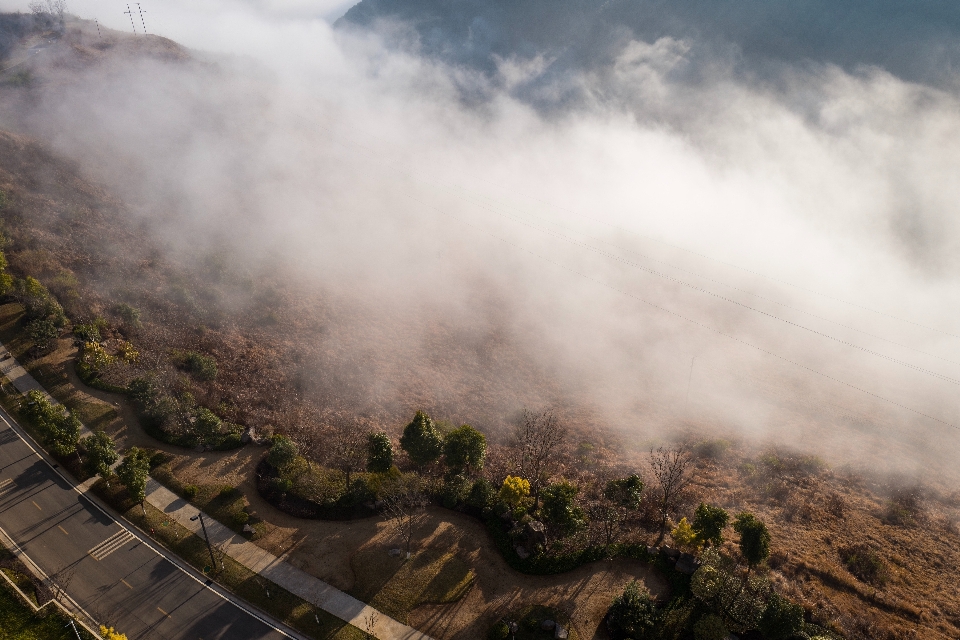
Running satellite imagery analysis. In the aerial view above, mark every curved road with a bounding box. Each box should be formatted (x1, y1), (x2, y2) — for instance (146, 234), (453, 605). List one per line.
(0, 404), (296, 640)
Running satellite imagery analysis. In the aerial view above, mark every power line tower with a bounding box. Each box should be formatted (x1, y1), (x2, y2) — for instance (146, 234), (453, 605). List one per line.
(136, 3), (148, 35)
(123, 4), (137, 34)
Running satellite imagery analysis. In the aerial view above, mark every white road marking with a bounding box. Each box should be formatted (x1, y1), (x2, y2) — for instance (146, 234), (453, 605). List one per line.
(87, 529), (136, 561)
(0, 478), (14, 497)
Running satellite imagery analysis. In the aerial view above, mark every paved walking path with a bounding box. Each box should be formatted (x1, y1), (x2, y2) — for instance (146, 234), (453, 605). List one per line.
(0, 341), (432, 640)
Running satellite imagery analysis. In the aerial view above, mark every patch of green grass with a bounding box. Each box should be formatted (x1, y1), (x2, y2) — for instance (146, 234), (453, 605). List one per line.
(0, 579), (95, 640)
(349, 548), (475, 623)
(1, 569), (39, 607)
(92, 483), (362, 640)
(150, 466), (253, 534)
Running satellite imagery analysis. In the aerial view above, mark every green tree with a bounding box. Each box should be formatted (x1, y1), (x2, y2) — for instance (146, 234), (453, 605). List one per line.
(400, 410), (443, 471)
(467, 477), (495, 510)
(693, 614), (728, 640)
(21, 390), (62, 438)
(192, 408), (223, 447)
(73, 321), (102, 344)
(692, 502), (729, 548)
(443, 424), (486, 475)
(82, 431), (118, 483)
(759, 593), (804, 640)
(606, 580), (658, 640)
(367, 432), (394, 473)
(14, 277), (64, 325)
(0, 251), (11, 296)
(268, 435), (299, 471)
(116, 447), (151, 510)
(540, 480), (586, 537)
(734, 512), (770, 572)
(27, 317), (59, 350)
(48, 414), (81, 458)
(498, 475), (530, 510)
(604, 474), (644, 510)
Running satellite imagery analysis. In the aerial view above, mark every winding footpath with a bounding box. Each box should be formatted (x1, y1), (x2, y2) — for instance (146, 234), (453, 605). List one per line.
(0, 342), (433, 640)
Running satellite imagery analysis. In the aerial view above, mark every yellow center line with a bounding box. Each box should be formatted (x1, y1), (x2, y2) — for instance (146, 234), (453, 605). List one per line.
(121, 579), (133, 590)
(57, 525), (68, 535)
(31, 501), (41, 511)
(157, 606), (170, 618)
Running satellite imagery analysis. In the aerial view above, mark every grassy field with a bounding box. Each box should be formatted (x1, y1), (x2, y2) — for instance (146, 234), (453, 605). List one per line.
(349, 548), (475, 623)
(0, 577), (95, 640)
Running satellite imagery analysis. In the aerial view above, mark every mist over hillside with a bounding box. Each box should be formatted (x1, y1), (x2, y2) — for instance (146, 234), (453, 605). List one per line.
(0, 1), (959, 483)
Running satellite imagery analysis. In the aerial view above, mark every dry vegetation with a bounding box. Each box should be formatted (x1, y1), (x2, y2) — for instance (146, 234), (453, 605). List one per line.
(1, 19), (960, 640)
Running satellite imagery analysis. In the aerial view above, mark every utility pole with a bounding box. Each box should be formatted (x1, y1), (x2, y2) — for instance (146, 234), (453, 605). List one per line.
(94, 19), (101, 39)
(190, 512), (219, 574)
(136, 3), (147, 35)
(686, 356), (696, 402)
(123, 4), (137, 34)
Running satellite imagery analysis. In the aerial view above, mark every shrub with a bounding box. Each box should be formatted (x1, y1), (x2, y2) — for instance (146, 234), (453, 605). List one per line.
(499, 475), (530, 509)
(467, 478), (496, 510)
(73, 322), (102, 343)
(693, 613), (728, 640)
(183, 485), (200, 500)
(441, 473), (471, 509)
(27, 317), (59, 350)
(487, 620), (510, 640)
(671, 517), (698, 549)
(759, 593), (805, 639)
(604, 474), (644, 510)
(113, 303), (142, 330)
(839, 544), (889, 587)
(232, 510), (250, 527)
(540, 480), (586, 537)
(184, 351), (217, 380)
(268, 435), (299, 471)
(607, 580), (658, 639)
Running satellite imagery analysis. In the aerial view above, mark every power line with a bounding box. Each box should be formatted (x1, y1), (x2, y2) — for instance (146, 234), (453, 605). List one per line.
(123, 4), (137, 34)
(402, 191), (958, 430)
(438, 185), (960, 385)
(297, 115), (957, 427)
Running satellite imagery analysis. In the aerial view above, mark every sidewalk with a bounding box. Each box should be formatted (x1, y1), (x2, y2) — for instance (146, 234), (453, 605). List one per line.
(0, 341), (433, 640)
(147, 480), (432, 640)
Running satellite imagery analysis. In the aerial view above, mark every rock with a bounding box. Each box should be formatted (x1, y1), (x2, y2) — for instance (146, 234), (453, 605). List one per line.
(242, 524), (254, 533)
(388, 548), (402, 557)
(194, 445), (205, 453)
(523, 520), (547, 548)
(554, 625), (568, 639)
(647, 546), (659, 556)
(240, 427), (253, 444)
(675, 552), (700, 575)
(541, 620), (556, 631)
(515, 545), (530, 560)
(660, 546), (681, 559)
(500, 510), (515, 523)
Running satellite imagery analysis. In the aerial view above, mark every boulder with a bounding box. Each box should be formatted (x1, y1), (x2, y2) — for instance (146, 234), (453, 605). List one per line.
(675, 552), (700, 575)
(388, 548), (402, 557)
(240, 427), (253, 444)
(554, 625), (568, 639)
(515, 545), (531, 560)
(647, 546), (659, 556)
(242, 524), (254, 533)
(540, 620), (555, 631)
(660, 546), (681, 559)
(523, 520), (547, 548)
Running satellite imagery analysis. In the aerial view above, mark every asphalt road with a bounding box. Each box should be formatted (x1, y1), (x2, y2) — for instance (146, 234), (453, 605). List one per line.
(0, 406), (292, 640)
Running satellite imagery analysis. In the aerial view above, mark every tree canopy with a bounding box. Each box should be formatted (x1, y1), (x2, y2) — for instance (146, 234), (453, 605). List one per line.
(692, 502), (729, 547)
(367, 432), (394, 473)
(540, 479), (586, 537)
(82, 431), (118, 482)
(400, 410), (443, 470)
(734, 512), (771, 570)
(443, 424), (486, 475)
(116, 448), (151, 505)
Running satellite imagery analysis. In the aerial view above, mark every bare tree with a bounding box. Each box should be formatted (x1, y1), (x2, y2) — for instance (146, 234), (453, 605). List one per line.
(382, 477), (428, 559)
(29, 0), (66, 29)
(363, 611), (379, 640)
(514, 409), (567, 507)
(326, 412), (368, 491)
(650, 445), (692, 545)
